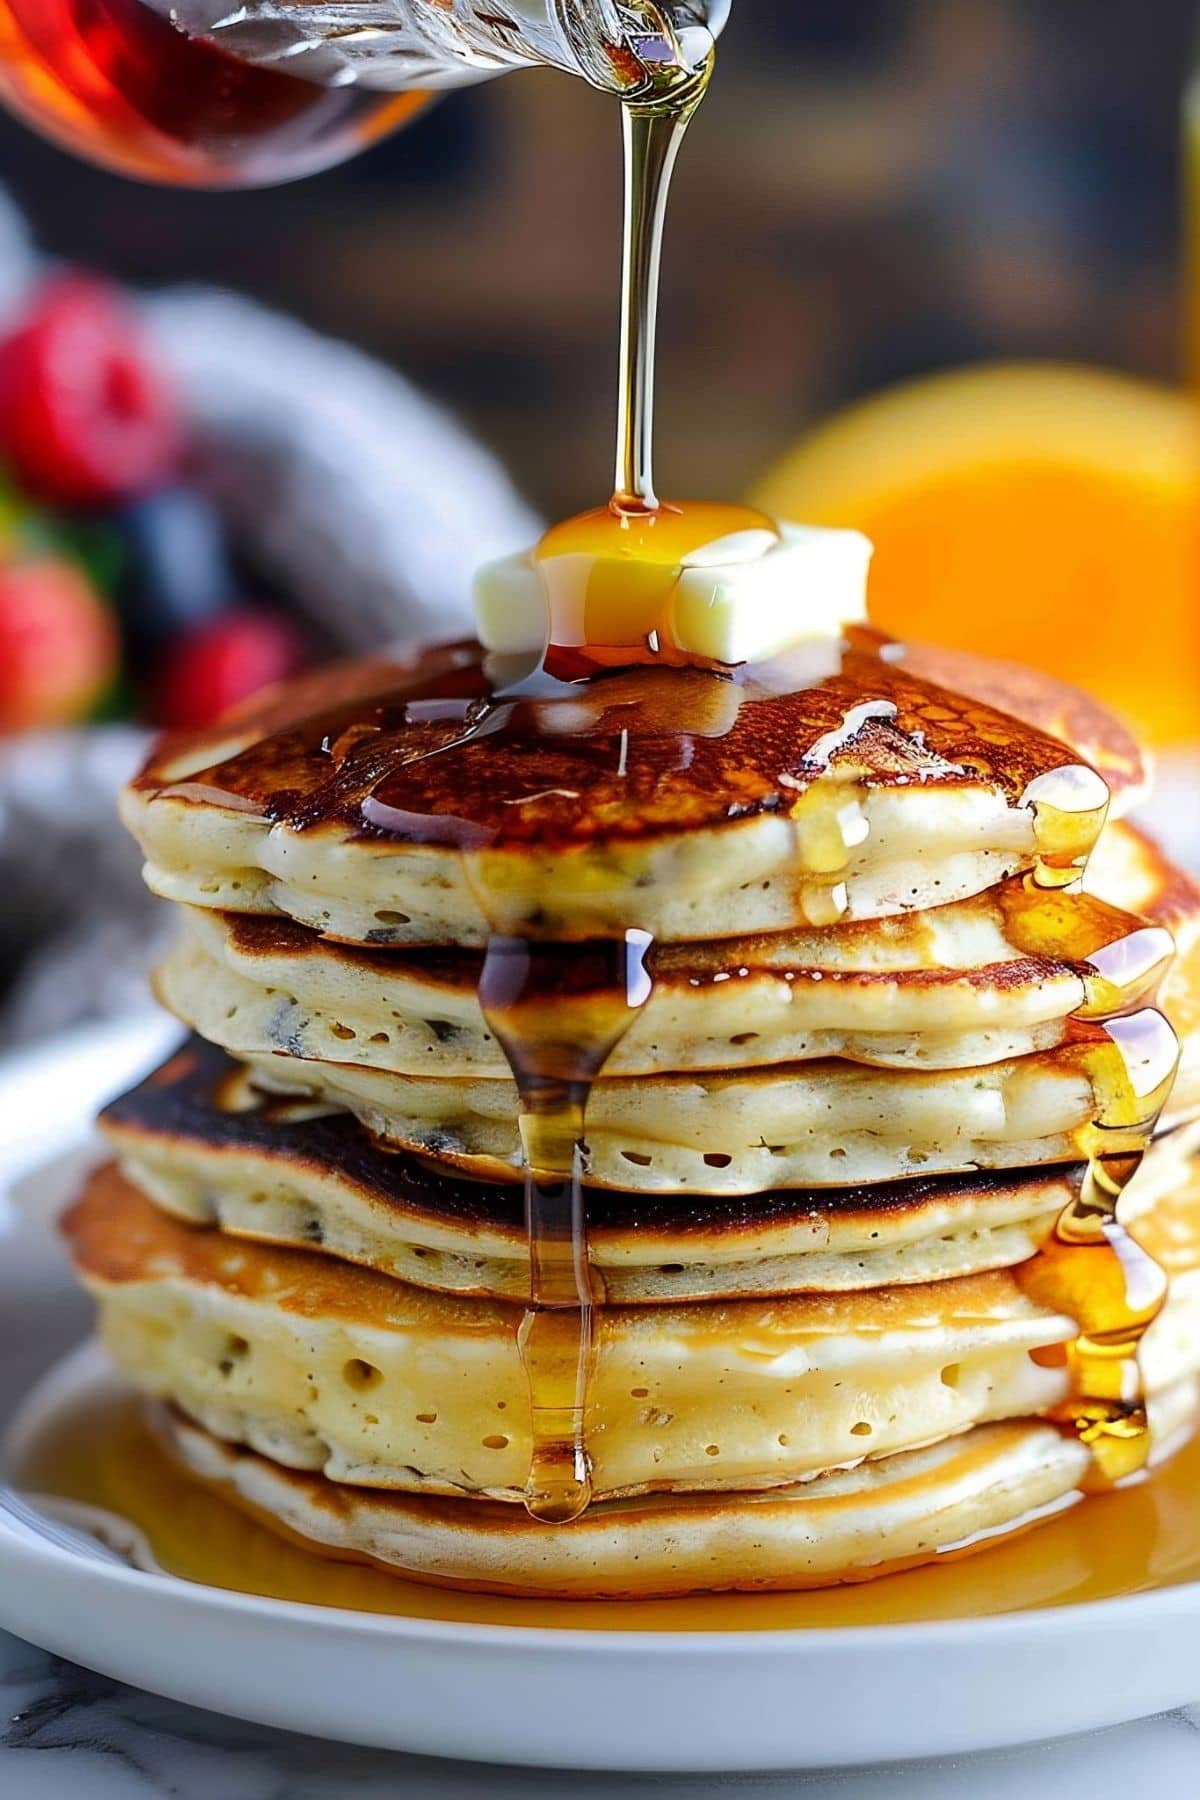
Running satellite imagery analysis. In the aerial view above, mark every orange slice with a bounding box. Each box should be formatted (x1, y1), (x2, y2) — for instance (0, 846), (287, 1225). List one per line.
(753, 365), (1200, 745)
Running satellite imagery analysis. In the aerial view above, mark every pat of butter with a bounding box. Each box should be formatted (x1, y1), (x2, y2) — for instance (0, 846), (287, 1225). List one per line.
(474, 521), (873, 667)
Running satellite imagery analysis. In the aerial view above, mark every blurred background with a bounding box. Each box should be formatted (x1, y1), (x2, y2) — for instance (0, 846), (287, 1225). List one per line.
(2, 0), (1192, 514)
(0, 0), (1197, 1046)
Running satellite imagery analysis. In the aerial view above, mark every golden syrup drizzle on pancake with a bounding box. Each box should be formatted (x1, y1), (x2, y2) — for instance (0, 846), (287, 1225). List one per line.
(990, 876), (1179, 1486)
(20, 1389), (1200, 1628)
(135, 623), (1180, 1503)
(990, 879), (1176, 1019)
(476, 935), (653, 1521)
(1018, 1010), (1179, 1484)
(1023, 764), (1113, 890)
(141, 629), (1176, 1508)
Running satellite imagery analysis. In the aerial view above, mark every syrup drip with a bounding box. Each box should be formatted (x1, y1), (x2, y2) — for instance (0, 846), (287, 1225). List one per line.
(992, 878), (1176, 1021)
(476, 934), (653, 1521)
(1023, 764), (1113, 891)
(1019, 1008), (1180, 1485)
(1010, 743), (1177, 1485)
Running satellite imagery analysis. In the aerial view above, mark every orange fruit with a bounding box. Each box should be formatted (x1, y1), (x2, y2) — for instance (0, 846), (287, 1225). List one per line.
(753, 365), (1200, 746)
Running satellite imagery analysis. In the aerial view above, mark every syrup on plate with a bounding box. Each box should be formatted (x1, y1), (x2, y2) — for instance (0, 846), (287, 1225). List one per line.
(18, 1386), (1200, 1630)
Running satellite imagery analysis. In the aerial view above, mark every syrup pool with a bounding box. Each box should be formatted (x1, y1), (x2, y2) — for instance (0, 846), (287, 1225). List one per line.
(17, 1385), (1200, 1631)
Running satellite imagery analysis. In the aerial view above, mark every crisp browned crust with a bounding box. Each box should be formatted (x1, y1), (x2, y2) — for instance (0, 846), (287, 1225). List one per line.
(901, 642), (1145, 803)
(127, 634), (1137, 853)
(65, 1162), (1087, 1337)
(101, 1039), (1092, 1251)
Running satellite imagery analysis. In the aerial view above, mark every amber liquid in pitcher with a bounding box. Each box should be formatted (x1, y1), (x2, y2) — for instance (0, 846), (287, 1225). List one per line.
(0, 0), (427, 185)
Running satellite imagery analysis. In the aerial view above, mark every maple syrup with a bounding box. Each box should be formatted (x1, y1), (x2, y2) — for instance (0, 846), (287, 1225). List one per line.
(1015, 1011), (1179, 1485)
(0, 0), (427, 186)
(977, 792), (1180, 1487)
(476, 933), (653, 1521)
(533, 30), (782, 680)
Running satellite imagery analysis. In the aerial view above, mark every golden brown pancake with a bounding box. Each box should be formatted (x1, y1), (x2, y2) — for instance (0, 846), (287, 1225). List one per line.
(120, 633), (1140, 946)
(101, 1039), (1087, 1300)
(235, 1010), (1179, 1194)
(62, 1161), (1200, 1509)
(153, 825), (1180, 1077)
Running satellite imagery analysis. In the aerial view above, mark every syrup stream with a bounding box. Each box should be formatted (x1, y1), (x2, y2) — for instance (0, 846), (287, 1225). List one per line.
(612, 19), (713, 509)
(614, 105), (691, 511)
(482, 10), (714, 1522)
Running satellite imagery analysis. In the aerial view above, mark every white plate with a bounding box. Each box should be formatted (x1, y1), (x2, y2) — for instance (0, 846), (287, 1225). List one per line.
(4, 1024), (1200, 1773)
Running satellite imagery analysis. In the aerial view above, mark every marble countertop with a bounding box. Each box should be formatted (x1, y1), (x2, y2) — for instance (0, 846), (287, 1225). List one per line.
(3, 1633), (1200, 1798)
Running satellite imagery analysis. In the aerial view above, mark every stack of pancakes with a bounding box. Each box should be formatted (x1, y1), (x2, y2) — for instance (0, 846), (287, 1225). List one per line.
(63, 631), (1200, 1597)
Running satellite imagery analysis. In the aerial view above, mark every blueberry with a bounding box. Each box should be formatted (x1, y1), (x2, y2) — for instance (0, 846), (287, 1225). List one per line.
(115, 486), (235, 664)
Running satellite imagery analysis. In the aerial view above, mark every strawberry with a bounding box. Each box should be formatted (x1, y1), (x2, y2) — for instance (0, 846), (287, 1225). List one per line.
(153, 610), (307, 730)
(0, 274), (181, 507)
(0, 556), (120, 733)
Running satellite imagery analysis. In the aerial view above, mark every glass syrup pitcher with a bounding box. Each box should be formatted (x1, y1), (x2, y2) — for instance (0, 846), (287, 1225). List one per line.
(0, 0), (728, 187)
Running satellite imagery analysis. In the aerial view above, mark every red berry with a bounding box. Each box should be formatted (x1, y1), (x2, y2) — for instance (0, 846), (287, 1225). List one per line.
(154, 611), (307, 730)
(0, 274), (181, 507)
(0, 556), (119, 733)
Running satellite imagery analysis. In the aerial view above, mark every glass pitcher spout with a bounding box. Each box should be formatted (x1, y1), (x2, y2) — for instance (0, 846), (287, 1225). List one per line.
(160, 0), (731, 95)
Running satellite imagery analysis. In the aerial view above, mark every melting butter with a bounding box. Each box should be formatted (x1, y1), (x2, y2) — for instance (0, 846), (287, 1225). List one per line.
(475, 512), (873, 675)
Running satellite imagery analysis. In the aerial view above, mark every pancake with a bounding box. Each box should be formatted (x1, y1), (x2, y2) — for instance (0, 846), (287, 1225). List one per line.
(62, 1161), (1200, 1509)
(235, 1008), (1179, 1194)
(153, 829), (1178, 1076)
(100, 1040), (1087, 1301)
(151, 1384), (1197, 1599)
(120, 634), (1141, 947)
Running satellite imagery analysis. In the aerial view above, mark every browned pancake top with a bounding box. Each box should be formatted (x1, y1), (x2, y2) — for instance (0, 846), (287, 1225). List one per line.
(129, 631), (1142, 853)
